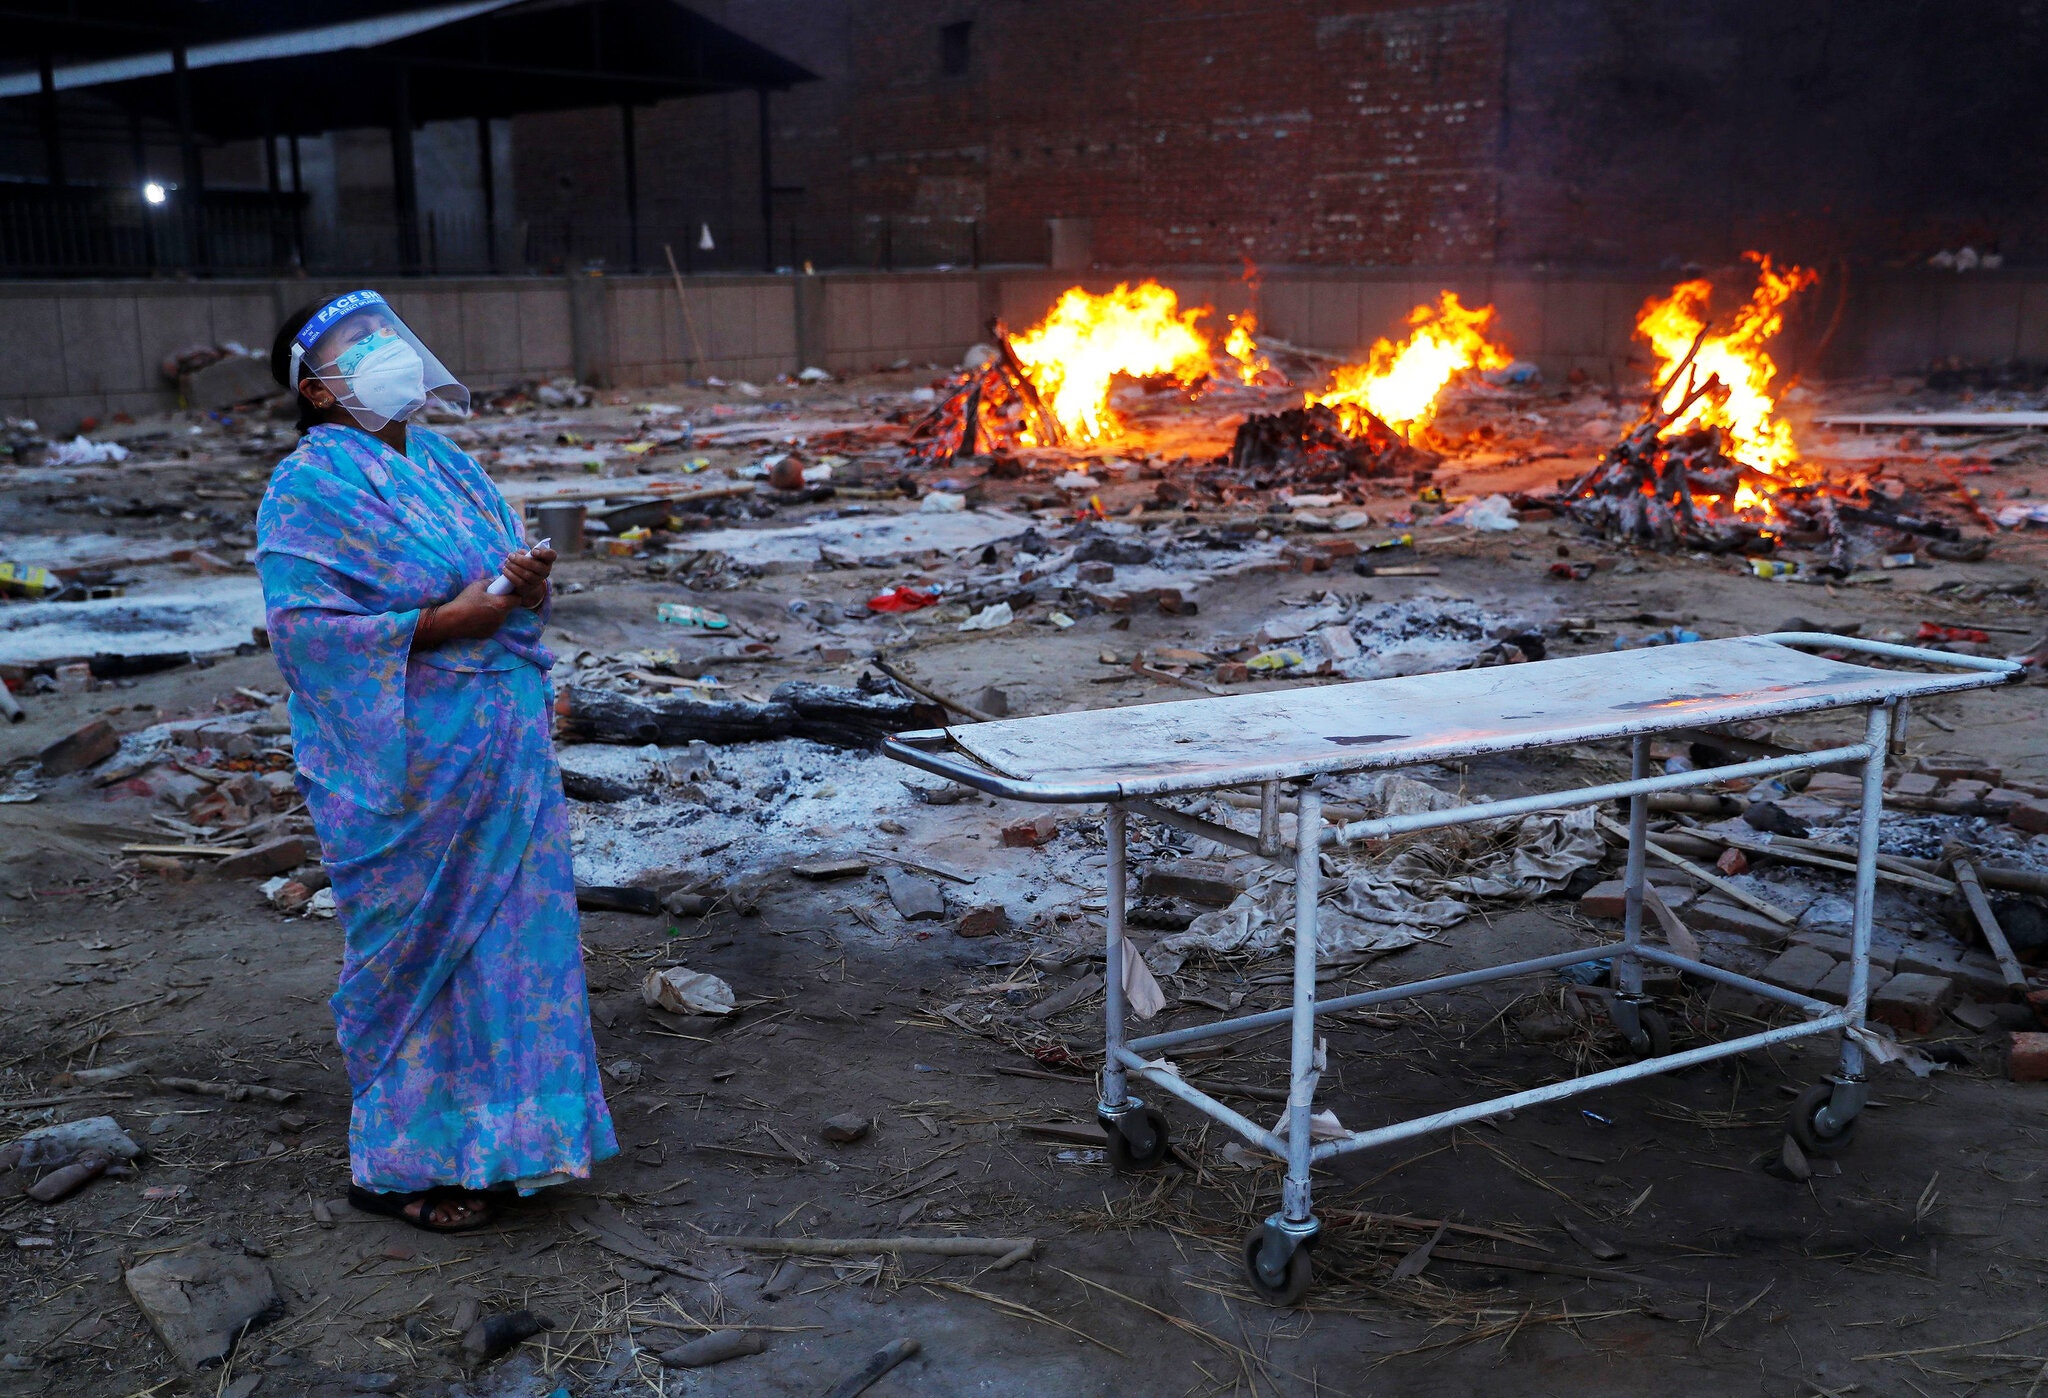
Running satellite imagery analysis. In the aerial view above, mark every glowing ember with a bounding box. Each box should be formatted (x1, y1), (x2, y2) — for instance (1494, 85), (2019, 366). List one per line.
(1305, 292), (1509, 437)
(1637, 252), (1817, 493)
(1008, 281), (1212, 442)
(1221, 311), (1271, 385)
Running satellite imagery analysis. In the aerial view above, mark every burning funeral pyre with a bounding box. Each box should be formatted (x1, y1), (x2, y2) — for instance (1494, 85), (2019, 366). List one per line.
(906, 280), (1218, 463)
(1223, 291), (1512, 487)
(1561, 254), (1826, 550)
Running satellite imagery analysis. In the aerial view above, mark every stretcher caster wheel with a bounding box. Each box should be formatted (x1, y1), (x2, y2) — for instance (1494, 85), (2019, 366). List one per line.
(1788, 1083), (1858, 1156)
(1243, 1226), (1314, 1306)
(1103, 1104), (1170, 1172)
(1629, 1007), (1672, 1058)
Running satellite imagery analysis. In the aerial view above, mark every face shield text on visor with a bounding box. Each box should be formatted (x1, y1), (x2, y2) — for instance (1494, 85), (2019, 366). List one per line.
(290, 289), (470, 432)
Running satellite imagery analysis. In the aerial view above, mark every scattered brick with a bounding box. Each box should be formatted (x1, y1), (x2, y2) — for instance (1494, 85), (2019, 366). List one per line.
(38, 718), (119, 776)
(1870, 972), (1956, 1035)
(2008, 797), (2048, 836)
(1802, 772), (1863, 803)
(1887, 772), (1940, 799)
(1001, 814), (1060, 848)
(1760, 944), (1838, 996)
(954, 904), (1011, 938)
(1815, 960), (1891, 1005)
(1716, 847), (1748, 876)
(1686, 896), (1791, 948)
(213, 838), (308, 881)
(2009, 1032), (2048, 1083)
(1139, 859), (1240, 906)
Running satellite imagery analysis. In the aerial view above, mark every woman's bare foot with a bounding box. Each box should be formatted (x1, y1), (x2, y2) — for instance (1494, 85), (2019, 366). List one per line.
(403, 1190), (492, 1228)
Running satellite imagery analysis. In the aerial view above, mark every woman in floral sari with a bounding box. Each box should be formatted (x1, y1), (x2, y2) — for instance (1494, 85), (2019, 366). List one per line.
(256, 291), (615, 1230)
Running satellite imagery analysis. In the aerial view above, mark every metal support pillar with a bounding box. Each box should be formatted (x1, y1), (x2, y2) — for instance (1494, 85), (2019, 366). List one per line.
(129, 109), (157, 271)
(172, 47), (205, 270)
(264, 126), (283, 269)
(756, 86), (773, 272)
(620, 104), (639, 272)
(287, 135), (305, 269)
(38, 55), (64, 189)
(391, 67), (421, 274)
(477, 116), (499, 273)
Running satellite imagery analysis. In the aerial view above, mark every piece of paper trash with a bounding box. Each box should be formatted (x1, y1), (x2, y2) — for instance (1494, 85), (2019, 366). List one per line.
(1845, 1022), (1942, 1078)
(1121, 940), (1166, 1020)
(307, 888), (337, 919)
(1271, 1108), (1349, 1143)
(642, 966), (738, 1016)
(1439, 493), (1519, 531)
(921, 490), (967, 513)
(958, 601), (1013, 632)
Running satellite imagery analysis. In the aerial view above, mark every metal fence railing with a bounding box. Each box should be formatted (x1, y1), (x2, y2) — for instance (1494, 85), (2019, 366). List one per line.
(0, 186), (1049, 278)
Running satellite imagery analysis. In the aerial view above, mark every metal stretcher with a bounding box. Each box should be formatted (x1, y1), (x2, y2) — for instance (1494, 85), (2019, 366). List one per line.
(882, 634), (2020, 1303)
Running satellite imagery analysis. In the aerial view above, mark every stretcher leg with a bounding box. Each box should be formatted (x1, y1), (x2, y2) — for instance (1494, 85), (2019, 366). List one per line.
(1099, 803), (1167, 1170)
(1793, 704), (1890, 1153)
(1247, 784), (1322, 1305)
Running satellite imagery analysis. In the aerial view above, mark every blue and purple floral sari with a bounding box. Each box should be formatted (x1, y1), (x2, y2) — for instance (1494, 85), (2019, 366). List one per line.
(256, 423), (615, 1194)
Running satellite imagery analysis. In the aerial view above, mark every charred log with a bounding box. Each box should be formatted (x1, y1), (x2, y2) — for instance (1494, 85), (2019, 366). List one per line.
(560, 674), (942, 750)
(1227, 403), (1439, 481)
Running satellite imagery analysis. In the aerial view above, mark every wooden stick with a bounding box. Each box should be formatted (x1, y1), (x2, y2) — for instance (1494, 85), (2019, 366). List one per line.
(119, 843), (247, 858)
(825, 1337), (920, 1398)
(1212, 789), (1370, 822)
(712, 1236), (1035, 1269)
(1694, 830), (1957, 896)
(662, 242), (709, 372)
(988, 319), (1064, 447)
(857, 849), (977, 886)
(1131, 661), (1224, 697)
(1953, 859), (2027, 994)
(1597, 815), (1797, 926)
(512, 481), (755, 508)
(871, 656), (996, 724)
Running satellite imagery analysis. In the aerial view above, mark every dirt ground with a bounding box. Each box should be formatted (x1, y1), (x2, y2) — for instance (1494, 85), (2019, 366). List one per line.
(2, 365), (2046, 1397)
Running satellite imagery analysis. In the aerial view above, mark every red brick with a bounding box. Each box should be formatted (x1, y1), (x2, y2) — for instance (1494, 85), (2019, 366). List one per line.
(213, 837), (308, 880)
(2009, 797), (2048, 836)
(38, 718), (119, 776)
(954, 904), (1011, 938)
(1869, 973), (1956, 1036)
(2009, 1032), (2048, 1083)
(1001, 815), (1059, 848)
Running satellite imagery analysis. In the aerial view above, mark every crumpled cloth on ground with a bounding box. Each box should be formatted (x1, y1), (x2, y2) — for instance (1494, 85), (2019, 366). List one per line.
(1150, 775), (1605, 973)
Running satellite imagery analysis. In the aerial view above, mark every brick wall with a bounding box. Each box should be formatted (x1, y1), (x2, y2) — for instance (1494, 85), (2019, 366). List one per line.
(413, 0), (2048, 275)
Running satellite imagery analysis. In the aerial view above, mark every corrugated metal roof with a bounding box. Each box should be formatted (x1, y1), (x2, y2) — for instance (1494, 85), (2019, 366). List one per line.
(0, 0), (521, 98)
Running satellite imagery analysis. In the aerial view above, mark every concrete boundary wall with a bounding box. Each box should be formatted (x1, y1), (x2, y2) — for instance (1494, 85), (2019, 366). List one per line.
(1, 267), (2040, 430)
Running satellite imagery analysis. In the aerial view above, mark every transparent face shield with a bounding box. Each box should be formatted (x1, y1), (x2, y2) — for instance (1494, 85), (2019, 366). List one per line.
(290, 290), (469, 431)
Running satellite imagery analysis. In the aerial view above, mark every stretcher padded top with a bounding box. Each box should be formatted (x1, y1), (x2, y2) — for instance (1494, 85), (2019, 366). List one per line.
(923, 635), (2011, 798)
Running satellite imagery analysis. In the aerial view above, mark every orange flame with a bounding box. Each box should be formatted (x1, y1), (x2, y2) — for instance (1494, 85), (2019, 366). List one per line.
(1306, 292), (1509, 437)
(1008, 281), (1212, 443)
(1222, 311), (1270, 385)
(1638, 252), (1817, 494)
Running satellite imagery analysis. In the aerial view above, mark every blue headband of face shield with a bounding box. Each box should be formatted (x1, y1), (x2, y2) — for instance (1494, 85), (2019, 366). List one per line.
(288, 289), (390, 386)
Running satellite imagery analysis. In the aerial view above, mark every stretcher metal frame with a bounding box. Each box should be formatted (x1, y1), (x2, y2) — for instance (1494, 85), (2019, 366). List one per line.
(882, 633), (2020, 1302)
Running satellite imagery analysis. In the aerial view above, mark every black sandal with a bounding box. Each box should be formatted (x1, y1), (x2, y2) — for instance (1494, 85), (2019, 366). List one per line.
(347, 1184), (498, 1234)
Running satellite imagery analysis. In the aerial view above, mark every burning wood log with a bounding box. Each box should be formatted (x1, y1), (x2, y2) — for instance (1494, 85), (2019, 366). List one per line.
(1227, 403), (1439, 483)
(988, 319), (1065, 447)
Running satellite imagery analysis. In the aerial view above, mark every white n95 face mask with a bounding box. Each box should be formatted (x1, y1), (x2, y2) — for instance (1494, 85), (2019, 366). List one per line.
(291, 289), (470, 432)
(345, 338), (429, 423)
